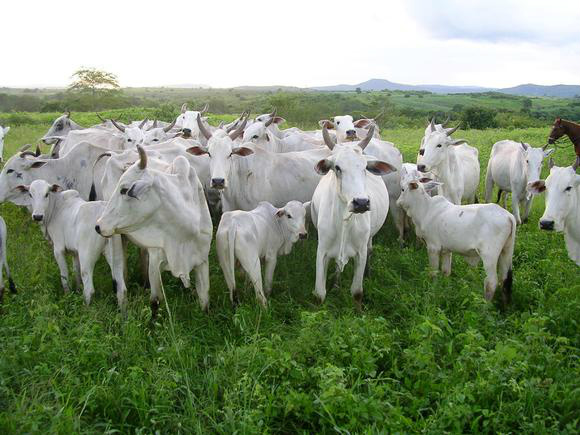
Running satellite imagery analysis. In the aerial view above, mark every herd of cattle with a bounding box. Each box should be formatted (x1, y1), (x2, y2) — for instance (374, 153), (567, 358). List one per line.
(0, 105), (578, 313)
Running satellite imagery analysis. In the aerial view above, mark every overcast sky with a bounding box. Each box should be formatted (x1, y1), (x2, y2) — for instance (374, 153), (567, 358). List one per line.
(2, 0), (579, 89)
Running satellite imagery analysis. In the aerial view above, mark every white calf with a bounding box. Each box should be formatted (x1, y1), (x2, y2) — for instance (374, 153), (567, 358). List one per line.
(485, 140), (554, 224)
(216, 201), (307, 306)
(18, 180), (127, 308)
(397, 179), (516, 303)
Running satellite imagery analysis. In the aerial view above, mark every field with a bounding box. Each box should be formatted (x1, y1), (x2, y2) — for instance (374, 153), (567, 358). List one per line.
(1, 114), (579, 434)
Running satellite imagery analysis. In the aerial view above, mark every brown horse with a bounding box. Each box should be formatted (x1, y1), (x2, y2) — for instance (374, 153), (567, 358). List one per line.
(547, 118), (580, 167)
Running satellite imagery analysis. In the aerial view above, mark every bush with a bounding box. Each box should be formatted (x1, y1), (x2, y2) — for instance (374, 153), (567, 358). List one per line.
(460, 107), (498, 129)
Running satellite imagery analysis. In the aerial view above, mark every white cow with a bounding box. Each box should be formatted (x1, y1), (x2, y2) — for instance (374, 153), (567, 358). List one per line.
(529, 161), (580, 266)
(0, 125), (10, 162)
(142, 119), (177, 145)
(318, 114), (382, 143)
(216, 200), (307, 307)
(175, 103), (211, 141)
(0, 142), (111, 204)
(397, 178), (516, 303)
(311, 126), (394, 307)
(485, 140), (554, 224)
(417, 124), (480, 204)
(17, 180), (127, 308)
(0, 216), (16, 303)
(41, 112), (85, 145)
(189, 114), (330, 211)
(96, 148), (213, 315)
(242, 118), (323, 153)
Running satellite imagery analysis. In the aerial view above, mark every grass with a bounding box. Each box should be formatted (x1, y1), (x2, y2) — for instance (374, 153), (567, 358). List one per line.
(0, 118), (579, 434)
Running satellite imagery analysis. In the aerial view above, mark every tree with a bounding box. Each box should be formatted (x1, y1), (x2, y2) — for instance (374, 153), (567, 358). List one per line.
(460, 107), (498, 129)
(355, 87), (362, 94)
(68, 68), (120, 96)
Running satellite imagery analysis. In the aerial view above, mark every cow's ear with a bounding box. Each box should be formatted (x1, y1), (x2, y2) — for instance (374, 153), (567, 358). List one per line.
(231, 147), (254, 157)
(276, 209), (285, 217)
(520, 142), (529, 151)
(366, 160), (396, 175)
(318, 120), (334, 129)
(353, 119), (371, 128)
(527, 180), (546, 195)
(272, 117), (285, 125)
(186, 146), (209, 156)
(30, 161), (47, 169)
(423, 181), (442, 193)
(315, 159), (333, 175)
(544, 148), (555, 158)
(50, 184), (63, 192)
(409, 181), (419, 190)
(419, 177), (433, 183)
(127, 180), (151, 199)
(15, 185), (29, 192)
(450, 139), (468, 146)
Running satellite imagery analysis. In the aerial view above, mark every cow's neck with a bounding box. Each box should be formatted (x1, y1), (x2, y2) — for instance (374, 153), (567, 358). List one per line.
(406, 192), (435, 236)
(435, 151), (457, 200)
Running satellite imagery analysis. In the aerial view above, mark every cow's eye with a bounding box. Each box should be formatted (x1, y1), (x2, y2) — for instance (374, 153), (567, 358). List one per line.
(120, 187), (128, 195)
(565, 186), (572, 192)
(153, 138), (159, 142)
(336, 121), (340, 125)
(287, 214), (292, 219)
(252, 135), (259, 139)
(436, 144), (442, 148)
(45, 192), (49, 198)
(128, 139), (133, 142)
(335, 165), (341, 172)
(6, 169), (13, 174)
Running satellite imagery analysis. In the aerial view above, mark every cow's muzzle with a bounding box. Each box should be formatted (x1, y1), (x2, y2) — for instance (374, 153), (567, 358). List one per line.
(352, 198), (370, 214)
(417, 164), (428, 172)
(346, 130), (357, 140)
(32, 214), (43, 222)
(211, 178), (225, 190)
(539, 220), (554, 231)
(299, 232), (308, 240)
(182, 128), (192, 138)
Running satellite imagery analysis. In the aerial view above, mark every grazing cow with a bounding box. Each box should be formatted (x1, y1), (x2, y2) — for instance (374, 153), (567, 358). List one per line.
(529, 161), (580, 266)
(216, 201), (307, 306)
(0, 216), (16, 303)
(96, 147), (213, 314)
(190, 114), (330, 211)
(0, 125), (10, 162)
(0, 142), (110, 204)
(485, 140), (555, 224)
(417, 123), (480, 204)
(311, 126), (394, 307)
(17, 180), (127, 308)
(397, 179), (516, 303)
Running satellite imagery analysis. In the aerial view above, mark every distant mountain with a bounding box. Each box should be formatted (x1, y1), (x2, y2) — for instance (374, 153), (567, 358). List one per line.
(499, 83), (580, 98)
(312, 78), (580, 98)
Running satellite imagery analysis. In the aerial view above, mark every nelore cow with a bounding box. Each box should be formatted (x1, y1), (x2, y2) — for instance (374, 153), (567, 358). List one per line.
(17, 180), (127, 308)
(397, 178), (516, 304)
(41, 112), (85, 145)
(0, 125), (10, 162)
(175, 103), (211, 141)
(0, 216), (16, 304)
(96, 147), (213, 315)
(417, 121), (480, 204)
(529, 160), (580, 266)
(189, 114), (330, 211)
(216, 200), (308, 307)
(485, 140), (554, 224)
(242, 115), (323, 153)
(311, 126), (394, 307)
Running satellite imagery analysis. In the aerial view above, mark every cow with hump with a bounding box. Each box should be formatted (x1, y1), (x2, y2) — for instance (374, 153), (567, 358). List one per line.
(529, 159), (580, 266)
(96, 146), (213, 315)
(311, 125), (395, 308)
(216, 200), (308, 307)
(397, 178), (516, 304)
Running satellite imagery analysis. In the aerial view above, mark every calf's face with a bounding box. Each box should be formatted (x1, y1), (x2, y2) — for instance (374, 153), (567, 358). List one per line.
(16, 179), (61, 222)
(277, 200), (308, 242)
(529, 166), (580, 232)
(522, 143), (554, 192)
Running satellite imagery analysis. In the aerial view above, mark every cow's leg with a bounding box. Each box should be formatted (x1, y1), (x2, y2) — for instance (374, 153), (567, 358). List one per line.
(332, 263), (342, 290)
(351, 247), (368, 310)
(427, 245), (440, 277)
(79, 247), (100, 306)
(364, 237), (373, 277)
(264, 255), (278, 297)
(73, 254), (82, 291)
(511, 192), (522, 225)
(485, 164), (494, 203)
(194, 261), (210, 312)
(482, 252), (499, 302)
(104, 236), (128, 312)
(239, 253), (267, 307)
(502, 192), (508, 209)
(390, 200), (405, 245)
(139, 248), (150, 289)
(441, 251), (453, 276)
(522, 197), (532, 224)
(0, 260), (4, 304)
(148, 249), (164, 318)
(53, 247), (70, 293)
(314, 248), (330, 303)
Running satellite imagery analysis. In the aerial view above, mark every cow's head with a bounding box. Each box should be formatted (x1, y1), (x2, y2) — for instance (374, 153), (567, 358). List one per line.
(396, 177), (443, 211)
(15, 179), (62, 222)
(520, 142), (555, 195)
(276, 200), (308, 242)
(318, 114), (381, 143)
(175, 103), (209, 138)
(316, 125), (396, 214)
(0, 125), (9, 162)
(417, 124), (467, 172)
(96, 146), (162, 237)
(42, 112), (82, 145)
(110, 118), (148, 148)
(142, 119), (177, 145)
(186, 114), (253, 190)
(0, 151), (47, 204)
(529, 161), (580, 232)
(255, 108), (285, 126)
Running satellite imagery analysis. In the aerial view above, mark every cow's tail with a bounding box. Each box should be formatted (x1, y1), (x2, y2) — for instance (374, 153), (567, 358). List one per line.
(90, 152), (112, 201)
(218, 222), (237, 304)
(484, 157), (494, 203)
(499, 214), (516, 304)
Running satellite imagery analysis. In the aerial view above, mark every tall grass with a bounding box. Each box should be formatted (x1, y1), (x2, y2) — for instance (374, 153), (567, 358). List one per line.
(0, 120), (579, 434)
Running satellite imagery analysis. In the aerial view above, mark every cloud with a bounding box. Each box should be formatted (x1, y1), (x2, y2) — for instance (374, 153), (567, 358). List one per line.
(407, 0), (580, 44)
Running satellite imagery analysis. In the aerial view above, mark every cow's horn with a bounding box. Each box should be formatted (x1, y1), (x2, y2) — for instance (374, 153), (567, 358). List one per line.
(446, 123), (461, 136)
(163, 118), (177, 133)
(138, 119), (148, 129)
(429, 117), (436, 133)
(197, 114), (213, 140)
(181, 103), (188, 113)
(358, 125), (375, 150)
(229, 115), (248, 141)
(137, 145), (147, 170)
(322, 125), (336, 150)
(111, 119), (126, 133)
(199, 103), (209, 114)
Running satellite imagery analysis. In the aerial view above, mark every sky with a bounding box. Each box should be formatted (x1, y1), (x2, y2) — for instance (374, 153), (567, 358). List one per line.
(1, 0), (579, 89)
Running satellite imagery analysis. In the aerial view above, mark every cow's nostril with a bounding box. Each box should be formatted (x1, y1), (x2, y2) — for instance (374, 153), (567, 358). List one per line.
(299, 232), (307, 240)
(417, 164), (427, 172)
(95, 225), (101, 235)
(32, 214), (43, 222)
(539, 220), (554, 231)
(419, 149), (425, 156)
